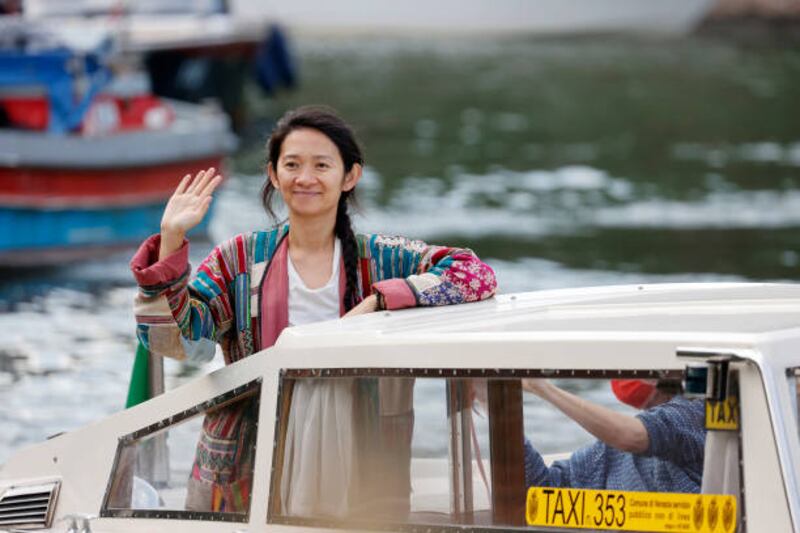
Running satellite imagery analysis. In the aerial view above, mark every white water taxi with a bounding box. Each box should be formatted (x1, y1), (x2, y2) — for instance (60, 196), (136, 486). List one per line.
(1, 282), (799, 532)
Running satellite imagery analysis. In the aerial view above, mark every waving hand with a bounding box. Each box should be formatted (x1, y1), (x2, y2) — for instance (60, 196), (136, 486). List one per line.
(159, 167), (223, 260)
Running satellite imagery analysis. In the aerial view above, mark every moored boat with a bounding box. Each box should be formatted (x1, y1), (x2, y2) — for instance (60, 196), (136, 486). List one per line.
(15, 1), (298, 131)
(0, 21), (237, 267)
(239, 0), (715, 36)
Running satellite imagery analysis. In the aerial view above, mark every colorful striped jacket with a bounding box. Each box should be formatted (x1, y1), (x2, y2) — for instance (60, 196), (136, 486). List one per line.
(130, 226), (497, 512)
(132, 227), (497, 364)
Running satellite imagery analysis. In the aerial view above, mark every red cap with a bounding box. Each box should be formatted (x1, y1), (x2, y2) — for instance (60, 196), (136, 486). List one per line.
(611, 379), (657, 409)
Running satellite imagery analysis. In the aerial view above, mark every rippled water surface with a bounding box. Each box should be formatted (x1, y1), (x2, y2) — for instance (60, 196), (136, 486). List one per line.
(1, 34), (798, 463)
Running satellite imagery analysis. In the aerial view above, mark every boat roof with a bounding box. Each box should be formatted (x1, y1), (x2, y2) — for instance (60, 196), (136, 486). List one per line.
(276, 283), (800, 349)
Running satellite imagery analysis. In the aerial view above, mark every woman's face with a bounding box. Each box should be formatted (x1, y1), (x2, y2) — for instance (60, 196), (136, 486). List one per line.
(269, 127), (361, 219)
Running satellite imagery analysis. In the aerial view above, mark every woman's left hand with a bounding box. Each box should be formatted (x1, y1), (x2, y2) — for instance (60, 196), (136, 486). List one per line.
(343, 294), (379, 318)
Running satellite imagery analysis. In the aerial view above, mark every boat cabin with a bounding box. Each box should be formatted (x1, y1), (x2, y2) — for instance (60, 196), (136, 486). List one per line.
(1, 283), (799, 532)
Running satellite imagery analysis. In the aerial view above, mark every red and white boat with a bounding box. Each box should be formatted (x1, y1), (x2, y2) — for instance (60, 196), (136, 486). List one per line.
(0, 20), (237, 266)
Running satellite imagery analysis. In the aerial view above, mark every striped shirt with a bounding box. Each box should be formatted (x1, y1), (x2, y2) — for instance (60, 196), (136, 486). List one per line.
(524, 396), (706, 493)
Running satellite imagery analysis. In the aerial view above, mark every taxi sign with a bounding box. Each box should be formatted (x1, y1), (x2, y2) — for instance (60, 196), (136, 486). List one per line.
(526, 487), (737, 532)
(705, 396), (739, 431)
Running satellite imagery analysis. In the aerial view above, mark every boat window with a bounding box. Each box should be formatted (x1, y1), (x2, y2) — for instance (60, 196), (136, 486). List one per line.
(268, 371), (741, 532)
(102, 380), (260, 522)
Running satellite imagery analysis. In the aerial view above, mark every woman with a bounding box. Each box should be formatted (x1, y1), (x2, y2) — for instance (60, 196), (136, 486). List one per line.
(131, 106), (497, 516)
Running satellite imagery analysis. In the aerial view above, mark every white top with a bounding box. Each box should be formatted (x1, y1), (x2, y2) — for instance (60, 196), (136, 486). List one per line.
(287, 238), (341, 327)
(283, 239), (351, 517)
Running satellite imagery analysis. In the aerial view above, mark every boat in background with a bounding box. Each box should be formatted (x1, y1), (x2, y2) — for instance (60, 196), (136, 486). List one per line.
(237, 0), (714, 36)
(15, 0), (297, 131)
(0, 20), (237, 267)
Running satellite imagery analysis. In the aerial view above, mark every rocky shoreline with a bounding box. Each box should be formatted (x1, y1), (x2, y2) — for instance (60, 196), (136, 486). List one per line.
(697, 15), (800, 44)
(695, 0), (800, 43)
(709, 0), (800, 18)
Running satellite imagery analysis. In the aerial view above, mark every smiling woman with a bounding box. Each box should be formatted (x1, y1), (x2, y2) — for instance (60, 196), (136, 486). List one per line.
(262, 107), (366, 310)
(129, 105), (497, 516)
(269, 128), (357, 221)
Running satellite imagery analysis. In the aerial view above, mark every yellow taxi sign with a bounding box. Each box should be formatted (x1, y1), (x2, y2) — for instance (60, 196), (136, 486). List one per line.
(526, 487), (736, 532)
(705, 396), (739, 431)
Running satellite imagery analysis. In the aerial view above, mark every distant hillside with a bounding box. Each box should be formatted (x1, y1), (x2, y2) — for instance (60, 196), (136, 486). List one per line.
(710, 0), (800, 17)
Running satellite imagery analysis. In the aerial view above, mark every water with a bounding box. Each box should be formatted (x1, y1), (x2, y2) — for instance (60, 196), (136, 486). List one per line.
(1, 33), (799, 464)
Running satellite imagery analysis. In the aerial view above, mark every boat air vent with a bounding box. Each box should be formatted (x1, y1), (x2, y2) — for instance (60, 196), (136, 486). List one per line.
(0, 481), (60, 530)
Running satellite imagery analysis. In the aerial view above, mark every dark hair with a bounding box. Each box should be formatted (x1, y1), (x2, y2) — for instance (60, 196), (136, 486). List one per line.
(262, 105), (364, 311)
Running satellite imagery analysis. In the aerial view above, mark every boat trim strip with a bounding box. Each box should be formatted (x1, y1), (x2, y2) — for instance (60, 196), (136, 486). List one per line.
(280, 367), (683, 379)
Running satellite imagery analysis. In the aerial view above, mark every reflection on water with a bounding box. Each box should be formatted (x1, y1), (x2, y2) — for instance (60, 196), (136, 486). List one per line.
(2, 34), (799, 463)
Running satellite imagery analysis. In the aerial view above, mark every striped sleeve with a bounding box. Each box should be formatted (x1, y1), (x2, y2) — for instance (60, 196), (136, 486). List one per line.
(367, 234), (497, 309)
(131, 234), (242, 361)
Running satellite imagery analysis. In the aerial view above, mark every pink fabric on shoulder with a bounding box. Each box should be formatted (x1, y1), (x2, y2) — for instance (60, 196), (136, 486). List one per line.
(130, 233), (189, 287)
(260, 235), (290, 350)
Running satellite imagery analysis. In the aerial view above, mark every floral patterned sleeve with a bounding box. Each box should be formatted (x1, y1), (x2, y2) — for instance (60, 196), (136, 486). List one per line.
(365, 233), (497, 310)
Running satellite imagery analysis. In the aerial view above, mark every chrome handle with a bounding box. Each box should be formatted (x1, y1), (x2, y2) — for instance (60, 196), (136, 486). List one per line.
(60, 513), (97, 533)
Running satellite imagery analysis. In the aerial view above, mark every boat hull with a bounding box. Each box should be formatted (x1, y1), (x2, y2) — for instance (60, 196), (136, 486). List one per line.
(0, 157), (222, 208)
(0, 100), (235, 266)
(0, 178), (215, 268)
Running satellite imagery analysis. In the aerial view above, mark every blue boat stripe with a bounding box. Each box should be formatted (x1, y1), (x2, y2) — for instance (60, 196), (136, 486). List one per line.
(0, 202), (187, 252)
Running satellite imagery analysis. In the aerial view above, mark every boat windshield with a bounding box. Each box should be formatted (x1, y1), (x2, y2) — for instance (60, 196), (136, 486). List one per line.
(102, 380), (260, 522)
(269, 370), (742, 532)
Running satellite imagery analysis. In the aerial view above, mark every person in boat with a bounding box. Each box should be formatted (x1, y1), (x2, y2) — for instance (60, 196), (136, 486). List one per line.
(522, 378), (705, 493)
(130, 105), (497, 516)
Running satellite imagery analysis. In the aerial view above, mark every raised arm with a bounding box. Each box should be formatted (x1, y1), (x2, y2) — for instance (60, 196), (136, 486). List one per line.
(522, 379), (650, 454)
(131, 168), (228, 362)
